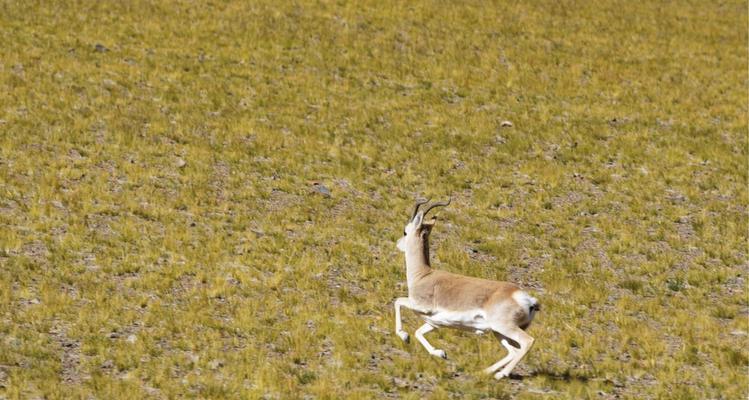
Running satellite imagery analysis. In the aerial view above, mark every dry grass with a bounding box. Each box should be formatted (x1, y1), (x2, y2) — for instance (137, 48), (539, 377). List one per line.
(0, 0), (747, 398)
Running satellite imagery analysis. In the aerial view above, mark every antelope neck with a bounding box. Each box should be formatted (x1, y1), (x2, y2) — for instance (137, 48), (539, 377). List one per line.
(405, 236), (432, 288)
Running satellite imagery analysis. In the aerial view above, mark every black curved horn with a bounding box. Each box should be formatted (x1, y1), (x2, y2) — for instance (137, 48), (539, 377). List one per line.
(422, 198), (451, 217)
(411, 198), (430, 220)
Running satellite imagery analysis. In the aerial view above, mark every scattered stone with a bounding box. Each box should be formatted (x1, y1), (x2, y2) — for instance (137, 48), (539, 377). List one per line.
(208, 359), (224, 370)
(0, 366), (7, 388)
(730, 330), (747, 337)
(175, 158), (187, 169)
(22, 241), (49, 260)
(126, 334), (137, 344)
(527, 387), (557, 394)
(94, 43), (109, 53)
(226, 275), (240, 286)
(393, 377), (409, 388)
(68, 148), (84, 160)
(102, 79), (117, 89)
(656, 118), (673, 127)
(11, 64), (24, 77)
(101, 360), (114, 370)
(143, 385), (160, 396)
(500, 120), (514, 127)
(665, 189), (686, 203)
(311, 182), (331, 198)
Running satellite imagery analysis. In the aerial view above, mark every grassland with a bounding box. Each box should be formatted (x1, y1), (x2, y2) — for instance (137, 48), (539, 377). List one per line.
(0, 0), (747, 398)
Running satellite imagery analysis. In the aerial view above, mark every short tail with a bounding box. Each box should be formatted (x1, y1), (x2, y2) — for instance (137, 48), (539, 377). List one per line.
(512, 290), (540, 313)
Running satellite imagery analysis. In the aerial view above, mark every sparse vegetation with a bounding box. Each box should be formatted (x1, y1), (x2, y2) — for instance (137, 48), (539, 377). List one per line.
(0, 0), (747, 399)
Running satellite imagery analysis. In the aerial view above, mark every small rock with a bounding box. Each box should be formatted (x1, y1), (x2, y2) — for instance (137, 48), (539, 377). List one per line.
(226, 275), (240, 286)
(393, 377), (409, 388)
(311, 182), (331, 198)
(143, 386), (160, 395)
(208, 359), (224, 370)
(730, 330), (747, 337)
(175, 158), (187, 169)
(94, 43), (109, 53)
(102, 79), (117, 89)
(500, 120), (513, 127)
(526, 387), (549, 394)
(101, 359), (114, 370)
(68, 149), (84, 160)
(126, 334), (137, 344)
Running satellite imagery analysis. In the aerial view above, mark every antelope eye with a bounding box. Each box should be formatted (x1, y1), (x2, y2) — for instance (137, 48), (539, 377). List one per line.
(403, 231), (407, 236)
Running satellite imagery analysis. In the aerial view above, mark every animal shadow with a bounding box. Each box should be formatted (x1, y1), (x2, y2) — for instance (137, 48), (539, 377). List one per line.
(508, 368), (591, 383)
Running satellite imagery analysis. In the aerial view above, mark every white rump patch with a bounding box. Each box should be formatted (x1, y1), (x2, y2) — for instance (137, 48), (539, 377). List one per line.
(512, 291), (539, 322)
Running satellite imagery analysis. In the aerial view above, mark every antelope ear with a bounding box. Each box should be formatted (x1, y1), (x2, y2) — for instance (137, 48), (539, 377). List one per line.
(412, 212), (424, 228)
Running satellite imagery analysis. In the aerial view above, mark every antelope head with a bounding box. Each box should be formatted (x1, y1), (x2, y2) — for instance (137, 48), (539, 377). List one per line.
(397, 198), (451, 253)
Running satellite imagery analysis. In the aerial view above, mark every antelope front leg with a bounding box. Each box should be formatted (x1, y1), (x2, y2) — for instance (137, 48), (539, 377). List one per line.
(394, 297), (411, 343)
(415, 323), (447, 359)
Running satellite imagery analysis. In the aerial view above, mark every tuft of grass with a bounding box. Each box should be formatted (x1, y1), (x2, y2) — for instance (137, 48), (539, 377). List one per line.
(619, 278), (645, 294)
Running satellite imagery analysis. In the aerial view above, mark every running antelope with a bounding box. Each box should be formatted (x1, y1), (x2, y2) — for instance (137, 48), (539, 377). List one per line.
(394, 199), (540, 380)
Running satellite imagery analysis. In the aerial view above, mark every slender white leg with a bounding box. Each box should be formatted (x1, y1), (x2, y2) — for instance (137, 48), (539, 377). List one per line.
(415, 323), (446, 359)
(493, 329), (534, 380)
(484, 336), (516, 375)
(394, 297), (411, 342)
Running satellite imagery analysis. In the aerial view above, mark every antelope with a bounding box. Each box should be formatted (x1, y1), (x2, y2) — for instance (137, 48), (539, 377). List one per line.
(394, 199), (540, 380)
